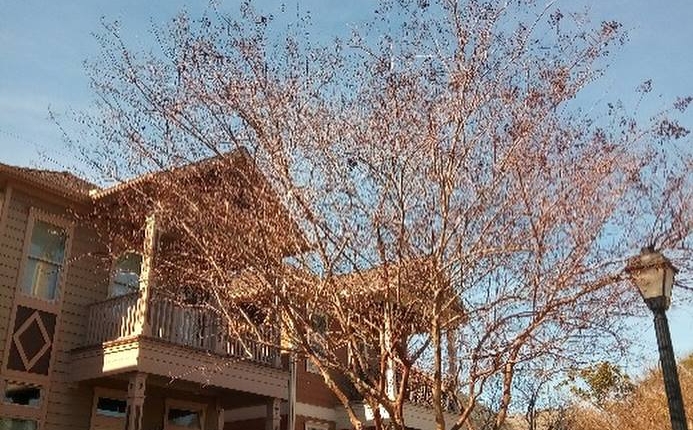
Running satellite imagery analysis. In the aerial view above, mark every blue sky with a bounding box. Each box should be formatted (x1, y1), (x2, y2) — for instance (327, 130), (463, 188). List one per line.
(0, 0), (692, 374)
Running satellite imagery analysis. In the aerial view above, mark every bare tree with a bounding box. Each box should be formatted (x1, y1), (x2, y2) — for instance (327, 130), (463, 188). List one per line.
(69, 1), (692, 429)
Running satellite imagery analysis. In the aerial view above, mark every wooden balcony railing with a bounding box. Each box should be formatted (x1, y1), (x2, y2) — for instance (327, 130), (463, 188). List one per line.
(406, 371), (460, 413)
(85, 292), (280, 367)
(86, 292), (140, 345)
(351, 367), (462, 413)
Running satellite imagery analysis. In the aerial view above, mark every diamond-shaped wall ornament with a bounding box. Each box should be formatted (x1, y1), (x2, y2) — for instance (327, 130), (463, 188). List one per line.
(13, 310), (52, 371)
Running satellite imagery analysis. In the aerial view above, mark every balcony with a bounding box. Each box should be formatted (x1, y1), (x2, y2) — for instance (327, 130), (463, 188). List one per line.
(406, 371), (460, 414)
(72, 291), (288, 399)
(84, 291), (279, 365)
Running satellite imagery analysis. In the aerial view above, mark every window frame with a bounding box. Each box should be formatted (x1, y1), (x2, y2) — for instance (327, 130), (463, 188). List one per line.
(0, 379), (43, 428)
(90, 388), (127, 430)
(2, 381), (43, 409)
(108, 251), (143, 298)
(15, 209), (73, 311)
(305, 357), (321, 374)
(0, 416), (38, 430)
(21, 219), (68, 301)
(164, 398), (206, 430)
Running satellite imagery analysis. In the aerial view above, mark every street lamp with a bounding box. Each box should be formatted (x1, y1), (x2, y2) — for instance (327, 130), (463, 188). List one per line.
(626, 246), (688, 430)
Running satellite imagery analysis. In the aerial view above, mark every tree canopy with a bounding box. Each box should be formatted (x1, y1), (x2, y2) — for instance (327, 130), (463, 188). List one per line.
(70, 1), (692, 429)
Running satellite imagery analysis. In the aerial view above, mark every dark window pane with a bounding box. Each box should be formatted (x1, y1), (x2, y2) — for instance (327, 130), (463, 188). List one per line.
(22, 220), (66, 300)
(28, 221), (66, 263)
(110, 253), (142, 296)
(0, 418), (37, 430)
(167, 408), (201, 428)
(21, 259), (61, 299)
(3, 383), (41, 406)
(96, 397), (127, 418)
(311, 314), (327, 334)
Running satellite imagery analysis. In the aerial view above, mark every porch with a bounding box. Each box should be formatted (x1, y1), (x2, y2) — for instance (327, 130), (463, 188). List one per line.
(72, 292), (288, 401)
(87, 372), (283, 430)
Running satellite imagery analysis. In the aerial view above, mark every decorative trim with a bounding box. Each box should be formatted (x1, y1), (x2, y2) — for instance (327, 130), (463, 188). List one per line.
(11, 310), (52, 371)
(126, 372), (147, 430)
(7, 306), (57, 376)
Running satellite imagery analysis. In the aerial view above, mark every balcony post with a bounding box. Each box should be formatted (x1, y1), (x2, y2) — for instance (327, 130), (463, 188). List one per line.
(216, 399), (225, 430)
(134, 213), (158, 337)
(384, 302), (396, 401)
(125, 372), (147, 430)
(265, 397), (281, 430)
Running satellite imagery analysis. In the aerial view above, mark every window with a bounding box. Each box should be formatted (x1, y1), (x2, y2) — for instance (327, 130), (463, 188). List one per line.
(310, 314), (327, 335)
(90, 389), (127, 429)
(167, 408), (201, 428)
(306, 313), (327, 374)
(305, 422), (329, 430)
(3, 383), (41, 407)
(21, 220), (67, 300)
(305, 357), (320, 374)
(0, 418), (37, 430)
(109, 253), (142, 297)
(165, 400), (205, 430)
(95, 397), (127, 418)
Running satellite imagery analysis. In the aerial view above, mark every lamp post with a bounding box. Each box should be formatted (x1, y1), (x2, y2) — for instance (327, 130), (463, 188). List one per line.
(626, 247), (688, 430)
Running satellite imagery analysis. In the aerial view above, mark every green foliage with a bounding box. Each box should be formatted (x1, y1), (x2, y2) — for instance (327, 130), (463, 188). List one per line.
(566, 361), (635, 407)
(562, 355), (693, 430)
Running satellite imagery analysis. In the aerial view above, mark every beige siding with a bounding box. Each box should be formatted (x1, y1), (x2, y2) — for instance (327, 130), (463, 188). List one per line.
(42, 382), (93, 430)
(0, 189), (109, 430)
(1, 183), (332, 430)
(0, 189), (29, 371)
(45, 217), (109, 430)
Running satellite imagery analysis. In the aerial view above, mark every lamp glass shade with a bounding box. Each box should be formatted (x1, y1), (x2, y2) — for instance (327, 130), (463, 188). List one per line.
(627, 250), (676, 301)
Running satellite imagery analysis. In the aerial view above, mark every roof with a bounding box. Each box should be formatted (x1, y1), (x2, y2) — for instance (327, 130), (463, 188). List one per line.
(0, 163), (100, 202)
(334, 258), (443, 296)
(272, 259), (466, 325)
(89, 148), (252, 200)
(0, 148), (254, 203)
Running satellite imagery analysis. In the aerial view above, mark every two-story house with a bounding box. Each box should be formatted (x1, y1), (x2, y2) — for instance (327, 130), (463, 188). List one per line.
(0, 151), (465, 430)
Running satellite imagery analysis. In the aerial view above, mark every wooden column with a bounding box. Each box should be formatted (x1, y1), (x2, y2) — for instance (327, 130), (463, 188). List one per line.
(134, 213), (157, 337)
(384, 303), (396, 401)
(216, 399), (225, 430)
(125, 372), (147, 430)
(287, 355), (297, 430)
(265, 398), (281, 430)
